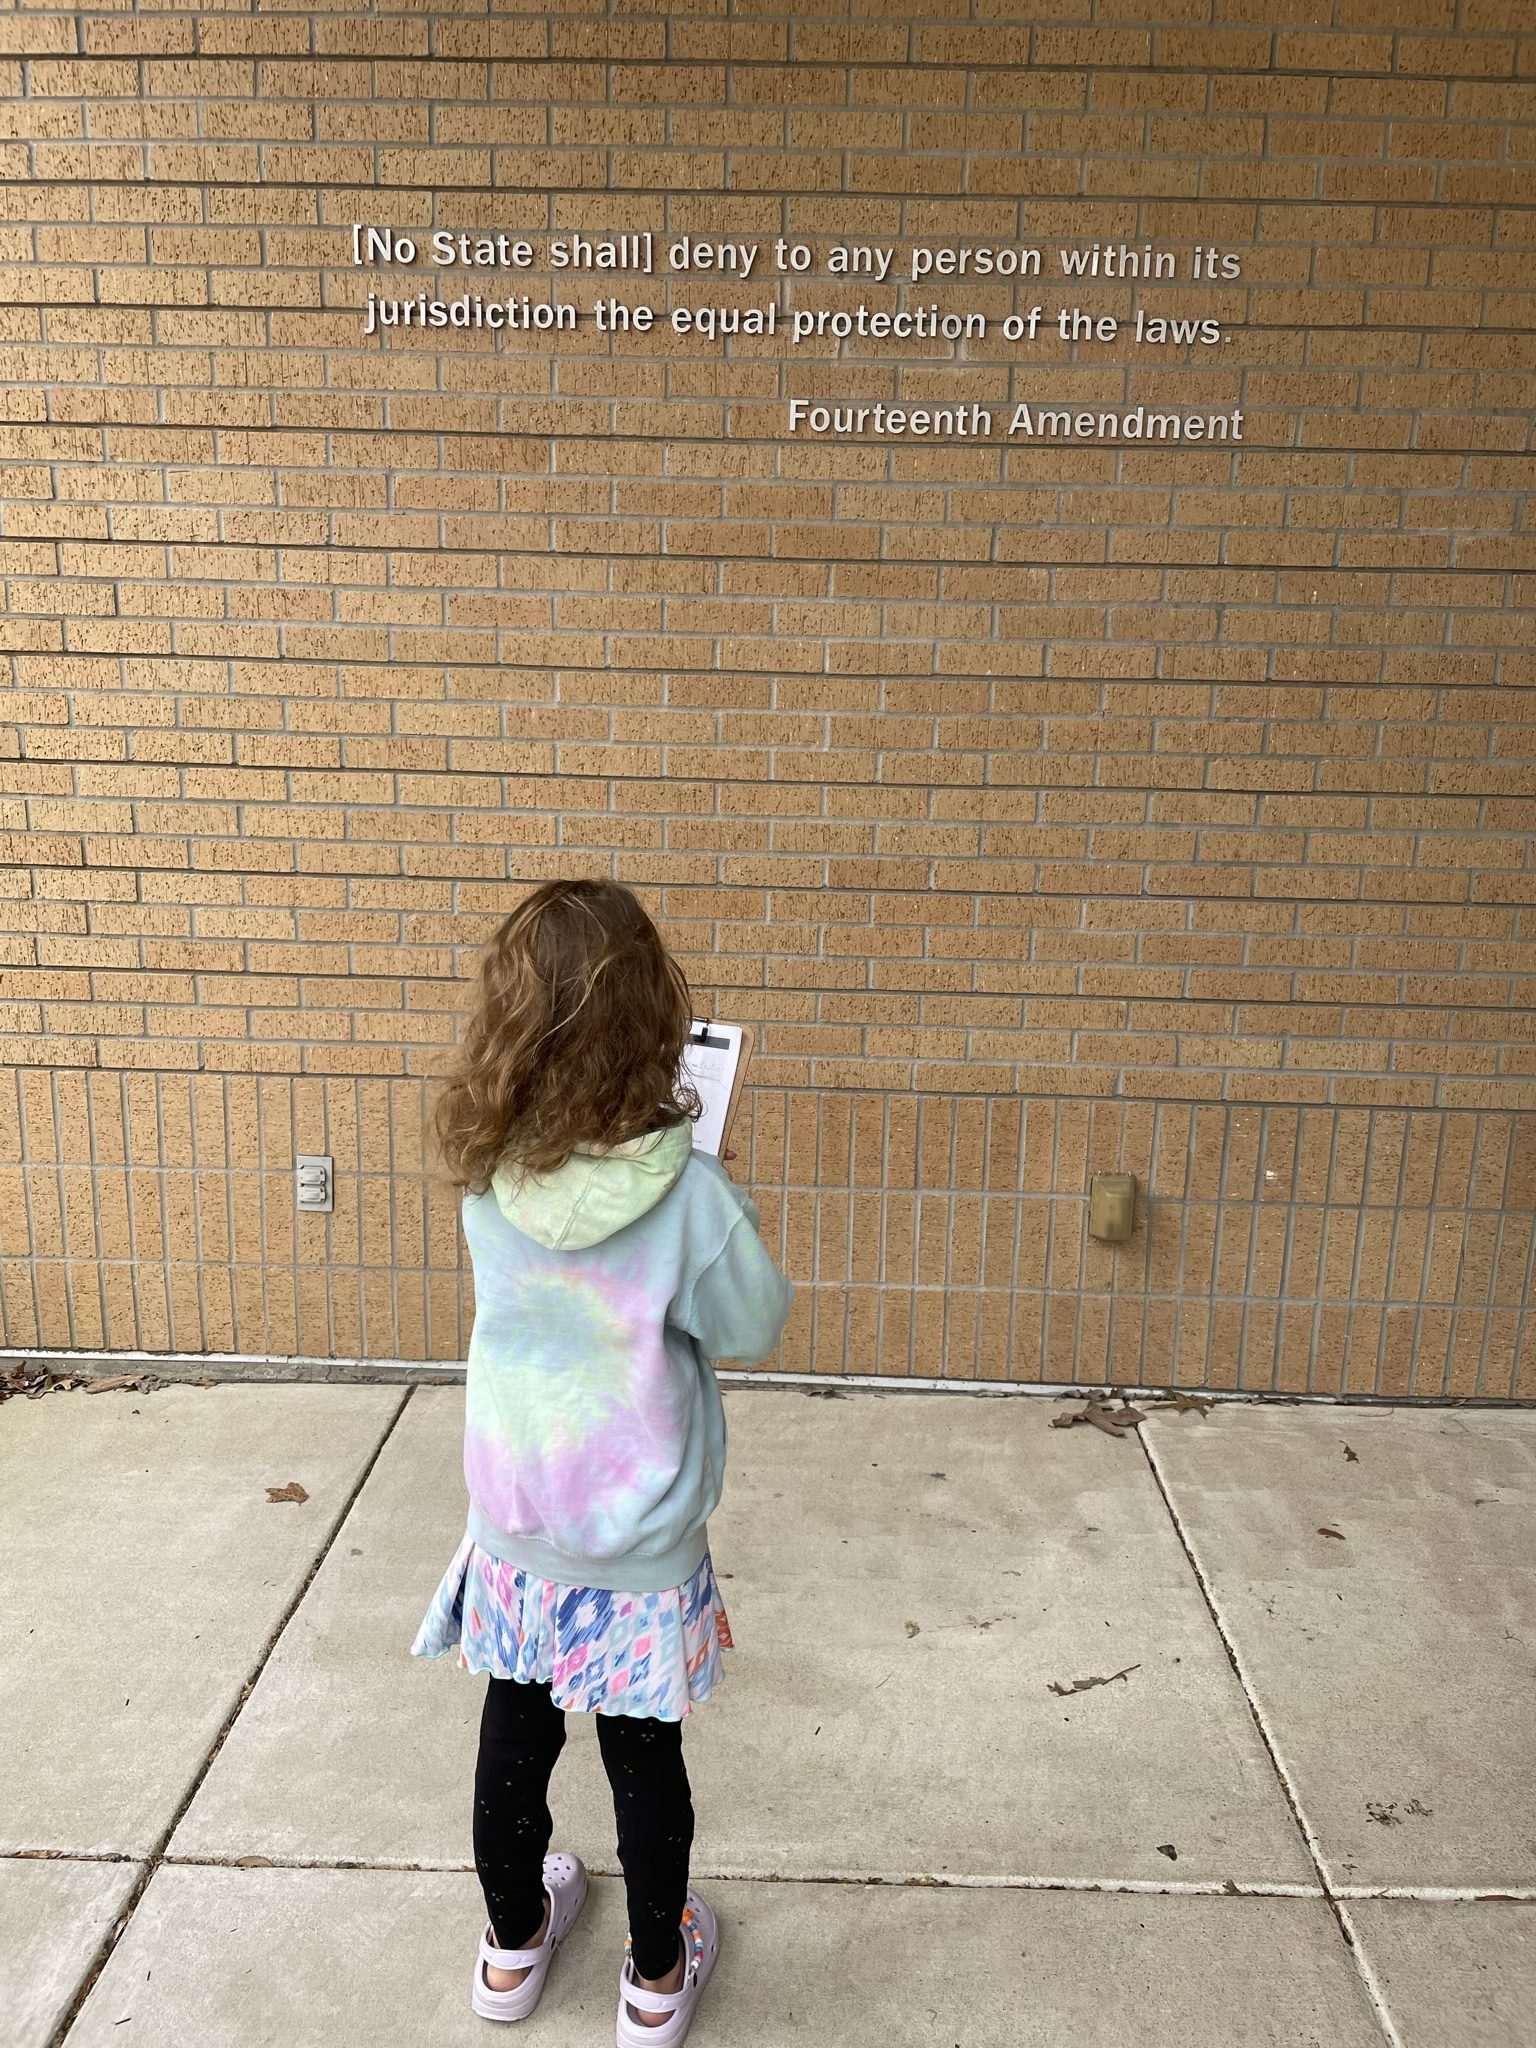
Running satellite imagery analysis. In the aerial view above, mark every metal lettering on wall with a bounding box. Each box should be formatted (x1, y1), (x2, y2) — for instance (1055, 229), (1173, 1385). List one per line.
(354, 226), (1247, 442)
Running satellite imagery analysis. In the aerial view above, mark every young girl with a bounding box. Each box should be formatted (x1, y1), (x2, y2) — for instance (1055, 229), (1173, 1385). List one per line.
(413, 879), (792, 2046)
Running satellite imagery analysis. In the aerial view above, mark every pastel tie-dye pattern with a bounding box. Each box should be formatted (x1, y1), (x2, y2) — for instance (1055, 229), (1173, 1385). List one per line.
(464, 1247), (691, 1563)
(454, 1139), (790, 1596)
(411, 1535), (733, 1720)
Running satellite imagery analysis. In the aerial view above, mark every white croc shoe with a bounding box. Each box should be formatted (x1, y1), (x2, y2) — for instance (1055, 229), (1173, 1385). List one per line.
(614, 1888), (719, 2048)
(471, 1851), (588, 2024)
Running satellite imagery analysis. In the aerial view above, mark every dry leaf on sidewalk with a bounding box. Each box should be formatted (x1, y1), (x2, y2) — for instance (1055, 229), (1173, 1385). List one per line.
(1051, 1397), (1146, 1438)
(265, 1482), (309, 1504)
(1047, 1662), (1141, 1697)
(85, 1375), (142, 1394)
(1317, 1525), (1346, 1540)
(1154, 1391), (1215, 1416)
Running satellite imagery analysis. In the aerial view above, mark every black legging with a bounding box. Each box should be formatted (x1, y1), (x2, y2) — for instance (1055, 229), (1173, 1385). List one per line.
(474, 1675), (694, 1982)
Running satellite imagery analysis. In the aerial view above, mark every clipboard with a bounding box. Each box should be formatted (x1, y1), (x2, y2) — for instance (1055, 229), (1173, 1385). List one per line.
(681, 1019), (754, 1157)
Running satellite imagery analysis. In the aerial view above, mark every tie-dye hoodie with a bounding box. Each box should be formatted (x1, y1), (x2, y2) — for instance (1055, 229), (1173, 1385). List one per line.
(460, 1123), (793, 1594)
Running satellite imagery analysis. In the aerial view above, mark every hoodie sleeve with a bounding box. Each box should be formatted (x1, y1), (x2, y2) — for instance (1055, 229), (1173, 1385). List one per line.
(674, 1203), (794, 1365)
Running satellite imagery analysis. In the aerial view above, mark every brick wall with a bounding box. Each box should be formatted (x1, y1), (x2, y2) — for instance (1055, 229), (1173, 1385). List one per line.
(3, 1), (1534, 1397)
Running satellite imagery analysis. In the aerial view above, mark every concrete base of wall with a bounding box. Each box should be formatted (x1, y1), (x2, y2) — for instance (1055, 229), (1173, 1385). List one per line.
(2, 1348), (1528, 1410)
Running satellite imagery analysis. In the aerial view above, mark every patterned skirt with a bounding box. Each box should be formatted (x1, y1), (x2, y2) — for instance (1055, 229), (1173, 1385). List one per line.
(411, 1533), (734, 1722)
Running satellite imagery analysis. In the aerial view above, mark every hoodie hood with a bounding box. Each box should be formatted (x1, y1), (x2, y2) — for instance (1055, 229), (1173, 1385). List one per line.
(491, 1121), (694, 1251)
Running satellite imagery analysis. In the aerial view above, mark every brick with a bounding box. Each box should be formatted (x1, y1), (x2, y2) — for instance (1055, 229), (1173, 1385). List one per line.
(3, 23), (1531, 1392)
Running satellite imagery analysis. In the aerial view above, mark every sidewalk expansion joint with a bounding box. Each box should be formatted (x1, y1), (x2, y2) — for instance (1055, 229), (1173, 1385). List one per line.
(154, 1852), (1326, 1898)
(2, 1850), (140, 1866)
(1138, 1427), (1407, 2048)
(30, 1848), (1532, 1909)
(43, 1384), (417, 2048)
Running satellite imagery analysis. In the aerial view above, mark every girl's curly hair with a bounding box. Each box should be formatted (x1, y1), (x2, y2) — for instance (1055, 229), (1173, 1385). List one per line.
(433, 878), (700, 1192)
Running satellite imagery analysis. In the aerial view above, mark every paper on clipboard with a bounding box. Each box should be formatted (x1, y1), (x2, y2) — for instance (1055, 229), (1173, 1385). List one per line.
(681, 1019), (753, 1157)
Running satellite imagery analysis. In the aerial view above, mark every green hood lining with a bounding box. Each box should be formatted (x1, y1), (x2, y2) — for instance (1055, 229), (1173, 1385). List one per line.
(491, 1120), (694, 1250)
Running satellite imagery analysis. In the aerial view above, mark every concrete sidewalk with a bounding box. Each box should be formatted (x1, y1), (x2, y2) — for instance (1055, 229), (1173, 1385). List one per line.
(2, 1380), (1533, 2047)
